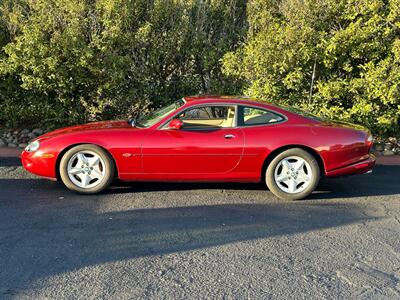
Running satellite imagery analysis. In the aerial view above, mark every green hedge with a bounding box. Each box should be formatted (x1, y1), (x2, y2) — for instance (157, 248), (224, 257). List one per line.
(0, 0), (399, 136)
(0, 0), (246, 128)
(223, 0), (400, 136)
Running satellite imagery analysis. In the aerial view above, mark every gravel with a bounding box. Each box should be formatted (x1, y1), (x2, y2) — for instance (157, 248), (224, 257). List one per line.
(0, 128), (46, 149)
(0, 158), (399, 299)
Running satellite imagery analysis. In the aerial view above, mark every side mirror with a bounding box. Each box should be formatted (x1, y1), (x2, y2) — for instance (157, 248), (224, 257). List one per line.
(168, 119), (183, 130)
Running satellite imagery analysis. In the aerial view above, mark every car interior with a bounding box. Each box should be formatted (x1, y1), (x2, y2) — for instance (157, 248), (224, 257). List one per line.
(177, 106), (236, 129)
(242, 107), (284, 125)
(173, 105), (284, 129)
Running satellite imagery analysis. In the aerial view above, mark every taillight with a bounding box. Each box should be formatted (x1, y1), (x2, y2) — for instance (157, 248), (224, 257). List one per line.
(366, 134), (373, 149)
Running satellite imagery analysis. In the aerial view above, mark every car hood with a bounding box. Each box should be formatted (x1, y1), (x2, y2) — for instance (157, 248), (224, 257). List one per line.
(39, 120), (132, 139)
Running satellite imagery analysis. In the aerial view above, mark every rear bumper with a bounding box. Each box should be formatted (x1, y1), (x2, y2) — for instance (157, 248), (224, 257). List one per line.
(325, 154), (376, 177)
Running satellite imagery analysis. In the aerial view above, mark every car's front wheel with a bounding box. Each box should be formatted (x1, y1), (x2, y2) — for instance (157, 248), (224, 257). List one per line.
(59, 144), (115, 194)
(265, 148), (320, 200)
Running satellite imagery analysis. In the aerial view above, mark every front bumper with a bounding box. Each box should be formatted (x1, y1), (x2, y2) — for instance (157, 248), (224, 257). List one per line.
(21, 150), (57, 179)
(325, 154), (376, 177)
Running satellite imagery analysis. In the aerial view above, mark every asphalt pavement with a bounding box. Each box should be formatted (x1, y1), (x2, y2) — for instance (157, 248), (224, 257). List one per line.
(0, 157), (399, 299)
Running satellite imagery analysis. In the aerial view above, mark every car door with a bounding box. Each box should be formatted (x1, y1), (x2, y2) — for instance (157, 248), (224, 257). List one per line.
(141, 105), (244, 174)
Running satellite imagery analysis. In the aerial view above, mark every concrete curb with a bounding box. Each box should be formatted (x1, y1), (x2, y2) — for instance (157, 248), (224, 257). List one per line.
(0, 148), (22, 158)
(375, 155), (400, 166)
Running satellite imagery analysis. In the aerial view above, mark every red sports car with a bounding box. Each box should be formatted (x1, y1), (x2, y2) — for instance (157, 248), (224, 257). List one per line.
(21, 95), (375, 200)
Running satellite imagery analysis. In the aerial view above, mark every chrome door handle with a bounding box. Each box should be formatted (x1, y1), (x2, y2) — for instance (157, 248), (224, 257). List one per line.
(224, 134), (235, 139)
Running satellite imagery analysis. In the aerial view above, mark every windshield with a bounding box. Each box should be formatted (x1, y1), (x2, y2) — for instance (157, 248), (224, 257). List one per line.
(136, 99), (185, 128)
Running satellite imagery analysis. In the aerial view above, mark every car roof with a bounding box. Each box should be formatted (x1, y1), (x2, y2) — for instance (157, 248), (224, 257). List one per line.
(183, 95), (273, 106)
(182, 95), (286, 111)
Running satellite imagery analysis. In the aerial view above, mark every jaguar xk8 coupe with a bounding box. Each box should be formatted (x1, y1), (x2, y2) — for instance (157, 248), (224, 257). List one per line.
(21, 96), (375, 200)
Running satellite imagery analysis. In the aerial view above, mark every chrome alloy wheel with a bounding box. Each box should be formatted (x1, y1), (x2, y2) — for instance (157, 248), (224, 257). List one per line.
(274, 156), (313, 194)
(67, 151), (106, 189)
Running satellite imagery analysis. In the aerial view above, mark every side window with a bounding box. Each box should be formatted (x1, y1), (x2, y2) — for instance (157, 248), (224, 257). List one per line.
(177, 106), (236, 128)
(241, 106), (284, 126)
(181, 106), (228, 120)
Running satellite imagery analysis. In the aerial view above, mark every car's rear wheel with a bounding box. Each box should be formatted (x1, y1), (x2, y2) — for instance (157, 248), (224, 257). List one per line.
(265, 148), (320, 200)
(60, 144), (115, 194)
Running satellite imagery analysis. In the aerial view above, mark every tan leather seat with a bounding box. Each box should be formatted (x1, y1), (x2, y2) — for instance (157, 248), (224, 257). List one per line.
(220, 107), (235, 127)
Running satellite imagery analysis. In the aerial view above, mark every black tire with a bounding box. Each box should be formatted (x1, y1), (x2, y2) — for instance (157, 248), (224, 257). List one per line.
(59, 144), (115, 194)
(265, 148), (320, 200)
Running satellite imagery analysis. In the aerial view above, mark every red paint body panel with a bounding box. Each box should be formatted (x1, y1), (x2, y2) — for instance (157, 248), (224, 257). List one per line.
(21, 96), (375, 182)
(141, 128), (244, 174)
(325, 155), (376, 177)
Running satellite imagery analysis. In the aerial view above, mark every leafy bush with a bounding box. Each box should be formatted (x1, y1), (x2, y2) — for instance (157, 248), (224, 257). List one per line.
(0, 0), (399, 136)
(0, 0), (246, 127)
(223, 0), (400, 135)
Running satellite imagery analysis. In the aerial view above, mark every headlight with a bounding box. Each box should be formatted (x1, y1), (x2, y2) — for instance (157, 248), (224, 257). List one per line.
(25, 140), (40, 152)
